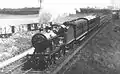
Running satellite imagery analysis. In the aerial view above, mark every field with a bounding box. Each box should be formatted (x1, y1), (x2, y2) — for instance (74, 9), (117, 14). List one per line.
(0, 7), (40, 15)
(64, 19), (120, 74)
(0, 14), (39, 27)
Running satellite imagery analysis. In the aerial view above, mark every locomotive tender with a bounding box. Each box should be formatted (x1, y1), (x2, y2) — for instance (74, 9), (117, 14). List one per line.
(27, 14), (100, 70)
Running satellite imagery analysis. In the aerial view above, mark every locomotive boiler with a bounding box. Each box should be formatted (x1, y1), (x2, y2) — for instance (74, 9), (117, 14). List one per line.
(27, 14), (100, 71)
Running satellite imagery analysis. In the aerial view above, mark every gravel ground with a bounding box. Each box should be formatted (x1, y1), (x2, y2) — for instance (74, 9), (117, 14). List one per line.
(64, 19), (120, 74)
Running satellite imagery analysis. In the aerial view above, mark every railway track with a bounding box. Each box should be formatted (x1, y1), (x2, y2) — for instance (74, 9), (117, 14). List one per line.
(0, 48), (35, 73)
(51, 16), (112, 74)
(58, 16), (111, 74)
(1, 14), (112, 74)
(21, 14), (112, 74)
(0, 56), (27, 74)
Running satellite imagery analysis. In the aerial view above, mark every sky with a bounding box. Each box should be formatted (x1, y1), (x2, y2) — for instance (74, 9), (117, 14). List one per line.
(38, 0), (112, 22)
(0, 0), (39, 8)
(0, 0), (119, 23)
(0, 0), (112, 9)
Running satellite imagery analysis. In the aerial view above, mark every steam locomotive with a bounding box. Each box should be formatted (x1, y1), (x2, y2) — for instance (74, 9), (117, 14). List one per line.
(25, 14), (101, 71)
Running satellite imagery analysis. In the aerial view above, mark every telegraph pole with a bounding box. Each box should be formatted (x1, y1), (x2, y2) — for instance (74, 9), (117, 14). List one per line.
(111, 0), (114, 9)
(38, 0), (42, 15)
(38, 0), (43, 29)
(39, 0), (42, 9)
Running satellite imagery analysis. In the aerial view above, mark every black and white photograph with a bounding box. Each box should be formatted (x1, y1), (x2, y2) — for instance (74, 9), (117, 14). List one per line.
(0, 0), (119, 74)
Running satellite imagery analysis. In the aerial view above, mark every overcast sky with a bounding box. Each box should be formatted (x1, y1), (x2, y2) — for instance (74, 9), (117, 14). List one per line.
(0, 0), (39, 8)
(0, 0), (113, 9)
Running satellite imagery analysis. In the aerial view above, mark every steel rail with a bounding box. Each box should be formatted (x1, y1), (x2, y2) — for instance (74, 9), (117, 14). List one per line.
(5, 14), (112, 74)
(5, 60), (28, 74)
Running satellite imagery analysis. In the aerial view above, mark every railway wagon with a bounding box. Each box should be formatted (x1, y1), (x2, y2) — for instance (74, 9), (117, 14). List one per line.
(19, 24), (28, 32)
(14, 23), (39, 33)
(0, 25), (15, 38)
(27, 23), (39, 31)
(0, 22), (40, 38)
(14, 24), (27, 33)
(26, 14), (100, 71)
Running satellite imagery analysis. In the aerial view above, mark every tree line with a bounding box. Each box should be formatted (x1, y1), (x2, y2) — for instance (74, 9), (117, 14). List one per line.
(0, 7), (40, 15)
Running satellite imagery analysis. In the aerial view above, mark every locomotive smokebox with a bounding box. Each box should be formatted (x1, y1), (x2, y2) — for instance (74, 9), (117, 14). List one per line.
(31, 33), (51, 53)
